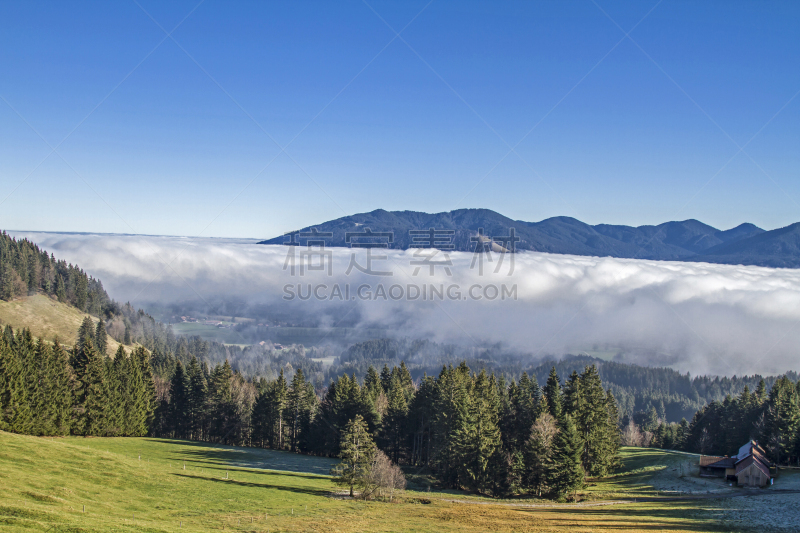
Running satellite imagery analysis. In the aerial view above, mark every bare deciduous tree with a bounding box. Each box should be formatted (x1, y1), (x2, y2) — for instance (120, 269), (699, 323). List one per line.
(358, 451), (406, 501)
(621, 420), (652, 447)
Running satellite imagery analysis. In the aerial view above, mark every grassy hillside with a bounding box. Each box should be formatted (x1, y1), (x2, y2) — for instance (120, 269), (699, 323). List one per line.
(0, 432), (739, 533)
(0, 294), (124, 356)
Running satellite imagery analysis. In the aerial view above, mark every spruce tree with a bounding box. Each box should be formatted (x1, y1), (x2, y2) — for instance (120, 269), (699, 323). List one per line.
(562, 371), (582, 417)
(575, 366), (619, 477)
(331, 414), (377, 497)
(95, 318), (108, 356)
(543, 367), (563, 420)
(378, 364), (391, 394)
(56, 274), (66, 302)
(208, 361), (235, 443)
(287, 368), (313, 452)
(187, 356), (207, 440)
(113, 346), (134, 436)
(77, 317), (95, 355)
(381, 374), (409, 463)
(104, 355), (124, 436)
(525, 411), (558, 496)
(9, 329), (36, 434)
(169, 360), (190, 438)
(454, 370), (502, 494)
(364, 366), (382, 401)
(765, 376), (800, 464)
(398, 361), (415, 401)
(129, 347), (156, 436)
(0, 328), (27, 433)
(548, 415), (585, 500)
(49, 340), (73, 435)
(81, 338), (108, 436)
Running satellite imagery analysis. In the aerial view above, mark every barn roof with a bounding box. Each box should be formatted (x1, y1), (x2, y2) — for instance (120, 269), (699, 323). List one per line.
(699, 455), (725, 466)
(706, 457), (735, 469)
(735, 455), (770, 477)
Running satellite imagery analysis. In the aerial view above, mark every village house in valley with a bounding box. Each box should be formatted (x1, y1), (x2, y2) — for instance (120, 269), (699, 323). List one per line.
(699, 441), (772, 487)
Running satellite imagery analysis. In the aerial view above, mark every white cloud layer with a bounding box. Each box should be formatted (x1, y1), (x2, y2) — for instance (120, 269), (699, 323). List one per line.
(12, 231), (800, 376)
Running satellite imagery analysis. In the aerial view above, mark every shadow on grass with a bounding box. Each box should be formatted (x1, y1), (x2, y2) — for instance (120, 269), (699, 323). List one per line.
(143, 438), (336, 477)
(514, 504), (726, 532)
(171, 472), (330, 498)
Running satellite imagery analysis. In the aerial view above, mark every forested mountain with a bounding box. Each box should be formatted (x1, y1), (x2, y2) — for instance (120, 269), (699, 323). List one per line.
(694, 221), (800, 268)
(259, 208), (800, 268)
(0, 230), (109, 313)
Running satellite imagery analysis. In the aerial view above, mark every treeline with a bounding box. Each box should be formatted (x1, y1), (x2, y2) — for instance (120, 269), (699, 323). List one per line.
(622, 375), (800, 466)
(334, 339), (795, 423)
(0, 319), (156, 436)
(679, 377), (800, 465)
(0, 231), (108, 314)
(156, 360), (620, 498)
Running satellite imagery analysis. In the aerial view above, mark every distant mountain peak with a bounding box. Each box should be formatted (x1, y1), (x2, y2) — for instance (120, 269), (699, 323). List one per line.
(258, 208), (798, 268)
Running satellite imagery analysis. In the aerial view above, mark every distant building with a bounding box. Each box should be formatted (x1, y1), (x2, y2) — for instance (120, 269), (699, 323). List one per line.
(699, 440), (771, 487)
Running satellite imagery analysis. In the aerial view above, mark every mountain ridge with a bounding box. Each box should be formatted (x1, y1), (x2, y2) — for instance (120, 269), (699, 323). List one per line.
(259, 208), (800, 268)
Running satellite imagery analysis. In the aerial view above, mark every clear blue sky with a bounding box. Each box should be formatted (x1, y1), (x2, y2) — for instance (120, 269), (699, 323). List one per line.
(1, 0), (798, 238)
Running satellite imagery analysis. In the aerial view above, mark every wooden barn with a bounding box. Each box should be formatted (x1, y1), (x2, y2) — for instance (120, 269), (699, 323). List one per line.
(698, 440), (771, 487)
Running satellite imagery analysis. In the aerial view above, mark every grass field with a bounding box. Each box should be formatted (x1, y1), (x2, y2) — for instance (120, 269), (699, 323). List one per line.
(0, 294), (124, 356)
(0, 431), (754, 533)
(170, 322), (247, 344)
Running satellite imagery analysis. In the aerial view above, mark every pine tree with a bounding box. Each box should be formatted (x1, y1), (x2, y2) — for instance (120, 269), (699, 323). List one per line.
(169, 361), (190, 438)
(0, 328), (32, 434)
(81, 338), (108, 436)
(187, 356), (207, 440)
(575, 366), (619, 477)
(398, 361), (415, 401)
(562, 371), (582, 417)
(543, 367), (563, 420)
(129, 347), (156, 436)
(95, 318), (108, 356)
(380, 365), (392, 394)
(112, 346), (134, 436)
(756, 379), (767, 403)
(430, 364), (471, 488)
(331, 414), (377, 497)
(364, 366), (382, 401)
(764, 376), (800, 464)
(381, 374), (409, 463)
(525, 411), (558, 496)
(548, 415), (585, 500)
(208, 361), (235, 443)
(287, 368), (313, 452)
(49, 340), (73, 435)
(97, 354), (120, 436)
(453, 369), (502, 494)
(55, 274), (66, 303)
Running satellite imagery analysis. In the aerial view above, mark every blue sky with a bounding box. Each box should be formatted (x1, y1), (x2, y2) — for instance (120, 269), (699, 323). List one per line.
(1, 0), (798, 239)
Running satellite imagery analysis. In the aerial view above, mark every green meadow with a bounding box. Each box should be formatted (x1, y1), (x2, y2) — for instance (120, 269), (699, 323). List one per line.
(0, 431), (745, 533)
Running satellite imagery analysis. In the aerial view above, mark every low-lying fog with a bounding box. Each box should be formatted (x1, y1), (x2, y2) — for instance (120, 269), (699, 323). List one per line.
(12, 231), (800, 377)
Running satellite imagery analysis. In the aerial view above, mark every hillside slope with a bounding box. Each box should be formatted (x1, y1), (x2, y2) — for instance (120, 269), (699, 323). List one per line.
(0, 431), (727, 533)
(695, 222), (800, 268)
(0, 293), (124, 355)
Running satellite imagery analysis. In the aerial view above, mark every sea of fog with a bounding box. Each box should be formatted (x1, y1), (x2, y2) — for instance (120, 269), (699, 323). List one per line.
(11, 231), (800, 377)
